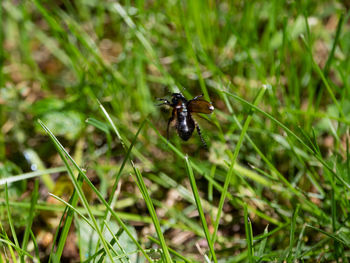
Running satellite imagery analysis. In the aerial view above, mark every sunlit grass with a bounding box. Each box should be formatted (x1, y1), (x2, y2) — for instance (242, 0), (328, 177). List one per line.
(1, 0), (350, 262)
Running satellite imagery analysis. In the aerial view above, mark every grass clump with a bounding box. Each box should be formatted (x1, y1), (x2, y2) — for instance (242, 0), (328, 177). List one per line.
(1, 0), (350, 262)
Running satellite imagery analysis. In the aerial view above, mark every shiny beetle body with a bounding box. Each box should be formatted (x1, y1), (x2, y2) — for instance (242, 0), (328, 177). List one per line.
(157, 93), (214, 146)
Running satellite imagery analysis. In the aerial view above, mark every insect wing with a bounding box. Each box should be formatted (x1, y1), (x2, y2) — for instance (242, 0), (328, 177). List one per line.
(188, 99), (214, 114)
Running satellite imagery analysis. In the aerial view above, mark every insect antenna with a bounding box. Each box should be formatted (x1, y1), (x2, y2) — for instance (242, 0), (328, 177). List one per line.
(177, 85), (187, 95)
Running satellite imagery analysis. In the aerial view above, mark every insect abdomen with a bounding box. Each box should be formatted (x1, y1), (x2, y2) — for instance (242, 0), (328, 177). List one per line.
(177, 110), (195, 141)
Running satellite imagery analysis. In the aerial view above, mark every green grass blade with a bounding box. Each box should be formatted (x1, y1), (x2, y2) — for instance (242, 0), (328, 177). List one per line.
(1, 199), (18, 262)
(306, 224), (347, 245)
(0, 238), (33, 260)
(90, 116), (145, 257)
(148, 236), (194, 263)
(49, 194), (123, 260)
(20, 178), (39, 261)
(38, 119), (153, 262)
(4, 184), (20, 253)
(244, 205), (255, 263)
(0, 167), (66, 186)
(301, 34), (344, 119)
(49, 175), (83, 262)
(103, 220), (130, 262)
(133, 166), (173, 262)
(29, 230), (40, 262)
(257, 225), (269, 259)
(105, 118), (146, 220)
(286, 204), (300, 260)
(99, 103), (172, 261)
(294, 224), (306, 259)
(38, 120), (115, 262)
(48, 193), (124, 260)
(323, 13), (344, 76)
(212, 85), (267, 244)
(216, 86), (350, 190)
(48, 193), (94, 230)
(184, 156), (217, 263)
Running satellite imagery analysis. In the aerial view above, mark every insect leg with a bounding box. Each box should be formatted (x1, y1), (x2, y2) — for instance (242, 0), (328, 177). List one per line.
(156, 98), (171, 106)
(167, 109), (176, 141)
(195, 122), (207, 149)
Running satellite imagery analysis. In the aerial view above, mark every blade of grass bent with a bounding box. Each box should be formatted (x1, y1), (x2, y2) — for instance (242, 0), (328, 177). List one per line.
(0, 220), (17, 263)
(96, 116), (145, 256)
(38, 119), (153, 261)
(184, 156), (217, 263)
(38, 120), (114, 262)
(0, 238), (34, 260)
(212, 85), (267, 245)
(100, 104), (172, 262)
(105, 119), (146, 220)
(49, 194), (122, 259)
(48, 193), (94, 230)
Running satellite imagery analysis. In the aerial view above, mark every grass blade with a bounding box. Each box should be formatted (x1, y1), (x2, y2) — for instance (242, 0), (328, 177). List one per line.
(49, 175), (83, 262)
(99, 103), (172, 261)
(20, 179), (39, 261)
(0, 167), (66, 186)
(212, 85), (267, 244)
(257, 225), (269, 259)
(244, 204), (255, 263)
(184, 156), (217, 263)
(148, 236), (194, 263)
(4, 184), (20, 254)
(133, 166), (173, 262)
(38, 119), (153, 262)
(215, 86), (350, 190)
(38, 120), (115, 262)
(286, 204), (300, 260)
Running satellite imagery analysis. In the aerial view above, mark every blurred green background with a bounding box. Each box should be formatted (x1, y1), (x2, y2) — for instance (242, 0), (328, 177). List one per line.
(1, 0), (350, 262)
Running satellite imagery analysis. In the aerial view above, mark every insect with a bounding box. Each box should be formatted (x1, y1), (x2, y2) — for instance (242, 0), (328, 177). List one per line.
(157, 93), (214, 147)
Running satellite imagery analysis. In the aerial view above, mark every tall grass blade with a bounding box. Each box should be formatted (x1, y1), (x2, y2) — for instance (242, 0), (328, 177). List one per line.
(184, 156), (217, 263)
(38, 119), (153, 261)
(38, 120), (114, 262)
(21, 179), (39, 262)
(212, 85), (267, 244)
